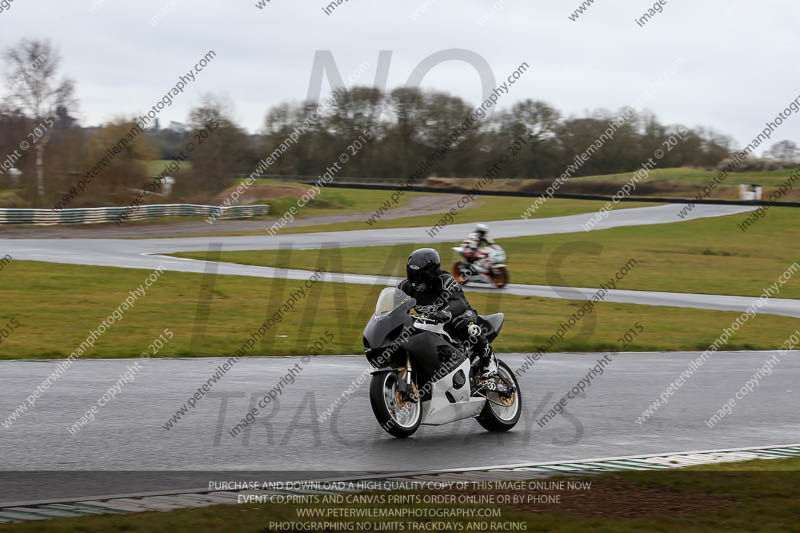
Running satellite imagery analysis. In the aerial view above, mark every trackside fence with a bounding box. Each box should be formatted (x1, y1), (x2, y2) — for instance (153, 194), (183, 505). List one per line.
(0, 204), (270, 226)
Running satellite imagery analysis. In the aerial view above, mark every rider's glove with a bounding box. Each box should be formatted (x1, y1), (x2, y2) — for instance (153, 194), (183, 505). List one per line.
(427, 309), (452, 323)
(467, 323), (481, 338)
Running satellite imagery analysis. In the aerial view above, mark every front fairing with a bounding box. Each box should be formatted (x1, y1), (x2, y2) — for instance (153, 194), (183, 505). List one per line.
(363, 289), (415, 354)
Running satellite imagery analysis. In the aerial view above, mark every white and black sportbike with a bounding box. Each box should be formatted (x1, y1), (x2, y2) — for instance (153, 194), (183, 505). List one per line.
(452, 245), (509, 288)
(363, 287), (522, 438)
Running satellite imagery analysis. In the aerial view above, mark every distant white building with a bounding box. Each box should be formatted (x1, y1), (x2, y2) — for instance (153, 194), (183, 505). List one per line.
(8, 168), (22, 186)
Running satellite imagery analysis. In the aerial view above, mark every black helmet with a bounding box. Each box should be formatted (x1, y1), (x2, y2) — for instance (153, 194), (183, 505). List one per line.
(406, 248), (440, 292)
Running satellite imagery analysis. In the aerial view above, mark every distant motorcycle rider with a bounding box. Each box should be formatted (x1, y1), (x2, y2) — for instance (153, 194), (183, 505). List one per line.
(462, 223), (496, 267)
(398, 248), (497, 377)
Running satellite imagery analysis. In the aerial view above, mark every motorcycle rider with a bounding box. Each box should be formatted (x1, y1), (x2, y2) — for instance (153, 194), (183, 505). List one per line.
(398, 248), (497, 377)
(462, 223), (496, 268)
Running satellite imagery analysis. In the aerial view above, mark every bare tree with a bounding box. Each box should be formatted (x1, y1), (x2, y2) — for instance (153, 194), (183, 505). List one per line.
(3, 39), (76, 199)
(766, 140), (799, 161)
(186, 94), (249, 194)
(505, 99), (561, 142)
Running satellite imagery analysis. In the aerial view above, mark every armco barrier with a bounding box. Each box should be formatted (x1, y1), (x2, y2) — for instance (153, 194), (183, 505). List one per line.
(0, 204), (270, 226)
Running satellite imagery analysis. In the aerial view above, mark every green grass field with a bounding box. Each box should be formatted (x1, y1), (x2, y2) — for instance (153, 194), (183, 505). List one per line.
(569, 167), (798, 187)
(484, 167), (798, 189)
(0, 189), (26, 208)
(145, 159), (192, 175)
(1, 260), (798, 359)
(108, 183), (423, 237)
(175, 207), (800, 299)
(472, 166), (800, 202)
(2, 457), (796, 532)
(277, 198), (658, 235)
(248, 179), (420, 217)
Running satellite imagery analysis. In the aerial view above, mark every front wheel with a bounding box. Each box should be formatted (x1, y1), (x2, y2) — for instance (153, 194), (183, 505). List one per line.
(369, 371), (422, 438)
(452, 261), (470, 284)
(491, 267), (508, 288)
(476, 360), (522, 432)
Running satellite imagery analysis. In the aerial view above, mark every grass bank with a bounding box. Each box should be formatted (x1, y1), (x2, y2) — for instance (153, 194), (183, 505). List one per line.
(164, 196), (658, 238)
(1, 261), (798, 359)
(174, 207), (800, 299)
(443, 166), (800, 201)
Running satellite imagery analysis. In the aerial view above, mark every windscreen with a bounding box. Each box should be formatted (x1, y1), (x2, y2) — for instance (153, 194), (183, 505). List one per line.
(374, 287), (411, 316)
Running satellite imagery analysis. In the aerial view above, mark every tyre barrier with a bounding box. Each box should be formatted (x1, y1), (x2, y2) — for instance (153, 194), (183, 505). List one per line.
(0, 204), (270, 226)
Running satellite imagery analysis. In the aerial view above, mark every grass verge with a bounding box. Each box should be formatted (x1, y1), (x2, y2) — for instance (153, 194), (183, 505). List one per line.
(0, 260), (798, 359)
(278, 198), (657, 235)
(163, 196), (658, 238)
(174, 207), (800, 299)
(569, 167), (798, 187)
(146, 159), (192, 175)
(471, 166), (800, 202)
(247, 180), (418, 218)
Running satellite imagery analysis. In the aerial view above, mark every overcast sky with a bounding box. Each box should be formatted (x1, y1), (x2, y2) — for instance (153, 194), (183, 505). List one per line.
(2, 0), (798, 151)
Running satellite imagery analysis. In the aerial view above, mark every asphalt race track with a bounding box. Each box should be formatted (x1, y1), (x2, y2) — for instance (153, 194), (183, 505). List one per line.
(0, 352), (798, 502)
(4, 204), (797, 317)
(3, 202), (799, 502)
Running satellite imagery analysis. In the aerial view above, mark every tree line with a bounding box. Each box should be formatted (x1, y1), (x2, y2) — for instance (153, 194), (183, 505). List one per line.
(1, 39), (797, 209)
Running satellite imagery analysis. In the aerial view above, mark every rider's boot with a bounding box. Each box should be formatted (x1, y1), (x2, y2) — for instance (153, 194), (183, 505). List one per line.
(479, 344), (497, 378)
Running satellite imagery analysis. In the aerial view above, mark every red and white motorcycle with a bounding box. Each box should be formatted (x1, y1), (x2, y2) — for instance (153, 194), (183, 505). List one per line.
(451, 245), (509, 288)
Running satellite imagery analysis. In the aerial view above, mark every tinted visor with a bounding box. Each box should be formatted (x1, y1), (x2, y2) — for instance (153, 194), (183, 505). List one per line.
(407, 265), (434, 290)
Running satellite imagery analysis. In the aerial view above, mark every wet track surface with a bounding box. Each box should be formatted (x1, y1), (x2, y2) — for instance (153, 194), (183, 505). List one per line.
(4, 204), (793, 317)
(0, 194), (473, 239)
(0, 203), (756, 257)
(3, 202), (798, 502)
(1, 352), (797, 501)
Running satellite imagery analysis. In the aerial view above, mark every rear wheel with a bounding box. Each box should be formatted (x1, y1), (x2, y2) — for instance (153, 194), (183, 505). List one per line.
(476, 360), (522, 432)
(491, 267), (508, 288)
(369, 371), (422, 438)
(452, 261), (470, 284)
